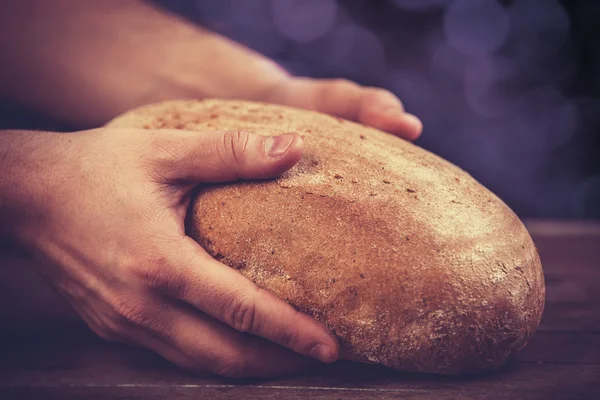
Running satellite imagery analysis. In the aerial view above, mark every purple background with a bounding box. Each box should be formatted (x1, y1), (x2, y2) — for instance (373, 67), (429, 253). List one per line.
(154, 0), (600, 219)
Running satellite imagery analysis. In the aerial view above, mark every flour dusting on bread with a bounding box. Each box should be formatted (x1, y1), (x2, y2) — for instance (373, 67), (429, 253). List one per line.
(107, 99), (545, 375)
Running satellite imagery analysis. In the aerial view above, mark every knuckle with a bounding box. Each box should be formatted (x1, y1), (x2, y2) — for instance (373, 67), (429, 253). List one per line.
(330, 78), (355, 90)
(95, 329), (115, 341)
(369, 87), (391, 99)
(213, 355), (249, 378)
(112, 299), (170, 338)
(178, 343), (207, 366)
(141, 256), (188, 298)
(115, 300), (153, 327)
(367, 87), (403, 106)
(220, 130), (251, 166)
(326, 79), (360, 98)
(119, 253), (146, 280)
(99, 312), (128, 338)
(141, 255), (170, 288)
(88, 322), (120, 342)
(320, 79), (361, 117)
(97, 327), (126, 344)
(226, 295), (258, 333)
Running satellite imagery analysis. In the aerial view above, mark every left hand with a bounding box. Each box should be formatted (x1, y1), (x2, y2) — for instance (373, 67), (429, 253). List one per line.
(263, 76), (423, 141)
(0, 0), (422, 141)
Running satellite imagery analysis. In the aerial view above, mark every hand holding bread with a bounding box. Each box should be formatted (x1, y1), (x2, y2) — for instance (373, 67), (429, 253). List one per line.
(109, 99), (545, 375)
(2, 98), (544, 379)
(2, 126), (338, 378)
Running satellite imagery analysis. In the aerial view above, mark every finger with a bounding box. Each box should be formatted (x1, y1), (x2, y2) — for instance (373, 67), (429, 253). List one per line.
(146, 237), (339, 364)
(356, 90), (423, 141)
(123, 323), (205, 374)
(124, 299), (318, 378)
(266, 78), (366, 120)
(148, 129), (304, 184)
(266, 78), (422, 140)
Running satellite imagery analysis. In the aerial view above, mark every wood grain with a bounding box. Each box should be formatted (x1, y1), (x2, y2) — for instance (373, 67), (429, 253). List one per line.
(1, 221), (599, 399)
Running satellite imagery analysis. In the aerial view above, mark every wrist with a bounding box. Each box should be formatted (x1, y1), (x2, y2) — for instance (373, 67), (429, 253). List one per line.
(150, 30), (292, 104)
(0, 130), (64, 254)
(0, 0), (293, 128)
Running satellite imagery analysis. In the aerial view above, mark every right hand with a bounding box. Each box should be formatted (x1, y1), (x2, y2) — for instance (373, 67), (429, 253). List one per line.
(4, 127), (339, 377)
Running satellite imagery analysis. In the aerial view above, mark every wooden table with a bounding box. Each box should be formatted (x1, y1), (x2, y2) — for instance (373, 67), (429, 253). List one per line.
(1, 220), (599, 399)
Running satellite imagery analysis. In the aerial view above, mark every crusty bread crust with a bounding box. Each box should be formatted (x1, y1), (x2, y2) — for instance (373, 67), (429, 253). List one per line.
(107, 99), (545, 375)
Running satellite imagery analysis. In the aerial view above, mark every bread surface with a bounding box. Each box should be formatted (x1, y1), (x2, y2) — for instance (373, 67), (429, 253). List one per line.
(107, 99), (545, 375)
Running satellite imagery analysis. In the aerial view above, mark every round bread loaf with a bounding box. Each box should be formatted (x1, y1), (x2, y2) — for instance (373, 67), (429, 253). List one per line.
(107, 99), (545, 375)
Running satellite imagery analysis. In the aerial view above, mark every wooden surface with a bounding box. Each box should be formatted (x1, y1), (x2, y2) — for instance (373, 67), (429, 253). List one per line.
(1, 220), (599, 399)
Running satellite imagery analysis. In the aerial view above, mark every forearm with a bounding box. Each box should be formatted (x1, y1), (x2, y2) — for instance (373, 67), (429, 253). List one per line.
(0, 130), (64, 253)
(0, 0), (289, 129)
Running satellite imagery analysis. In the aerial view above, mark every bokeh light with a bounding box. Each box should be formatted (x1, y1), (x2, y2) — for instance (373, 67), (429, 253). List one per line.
(511, 86), (578, 149)
(578, 176), (600, 218)
(507, 0), (576, 87)
(151, 0), (599, 218)
(389, 70), (439, 120)
(463, 56), (519, 118)
(509, 0), (570, 60)
(389, 0), (453, 12)
(301, 24), (386, 81)
(227, 0), (272, 28)
(443, 0), (510, 56)
(192, 0), (231, 22)
(430, 42), (469, 79)
(270, 0), (338, 44)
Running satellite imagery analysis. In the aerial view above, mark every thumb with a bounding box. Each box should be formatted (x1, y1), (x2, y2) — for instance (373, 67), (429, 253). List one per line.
(155, 130), (304, 183)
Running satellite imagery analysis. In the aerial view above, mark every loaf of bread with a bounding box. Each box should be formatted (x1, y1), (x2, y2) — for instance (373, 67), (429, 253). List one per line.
(107, 99), (545, 375)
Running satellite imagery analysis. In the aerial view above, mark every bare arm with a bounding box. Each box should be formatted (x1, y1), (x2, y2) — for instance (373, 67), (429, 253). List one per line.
(0, 0), (422, 138)
(0, 0), (288, 127)
(0, 126), (339, 377)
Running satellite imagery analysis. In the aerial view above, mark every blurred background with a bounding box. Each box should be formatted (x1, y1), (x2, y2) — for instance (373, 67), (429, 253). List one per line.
(1, 0), (598, 220)
(151, 0), (600, 220)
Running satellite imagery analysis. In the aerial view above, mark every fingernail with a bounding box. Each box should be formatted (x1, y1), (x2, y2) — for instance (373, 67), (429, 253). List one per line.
(405, 113), (423, 126)
(310, 344), (334, 363)
(265, 135), (294, 158)
(404, 114), (424, 134)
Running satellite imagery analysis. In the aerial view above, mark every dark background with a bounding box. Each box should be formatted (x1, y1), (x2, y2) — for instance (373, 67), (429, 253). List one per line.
(3, 0), (599, 219)
(154, 0), (600, 220)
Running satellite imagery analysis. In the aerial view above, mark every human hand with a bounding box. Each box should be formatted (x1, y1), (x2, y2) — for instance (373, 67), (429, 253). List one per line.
(0, 0), (422, 140)
(6, 128), (339, 377)
(264, 77), (423, 141)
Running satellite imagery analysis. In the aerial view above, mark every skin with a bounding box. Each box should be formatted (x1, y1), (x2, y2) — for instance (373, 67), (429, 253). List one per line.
(0, 0), (422, 377)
